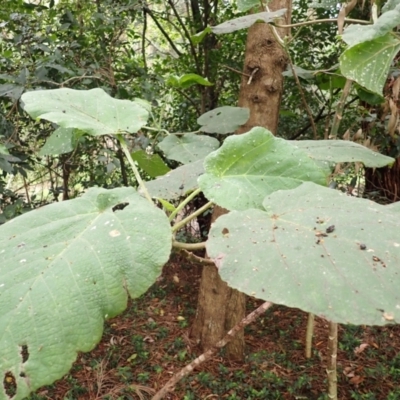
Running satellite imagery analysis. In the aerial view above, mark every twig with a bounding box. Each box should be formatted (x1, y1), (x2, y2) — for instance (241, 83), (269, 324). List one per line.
(151, 301), (274, 400)
(329, 79), (352, 139)
(222, 64), (250, 78)
(180, 248), (215, 265)
(144, 6), (182, 57)
(274, 18), (371, 29)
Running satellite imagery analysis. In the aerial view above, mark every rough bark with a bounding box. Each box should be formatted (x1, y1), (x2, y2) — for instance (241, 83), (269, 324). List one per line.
(191, 0), (291, 361)
(364, 157), (400, 203)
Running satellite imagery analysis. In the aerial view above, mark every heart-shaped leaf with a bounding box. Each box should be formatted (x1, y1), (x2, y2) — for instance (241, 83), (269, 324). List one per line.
(158, 133), (219, 164)
(207, 182), (400, 325)
(21, 88), (149, 136)
(199, 127), (328, 210)
(0, 187), (171, 400)
(197, 106), (250, 134)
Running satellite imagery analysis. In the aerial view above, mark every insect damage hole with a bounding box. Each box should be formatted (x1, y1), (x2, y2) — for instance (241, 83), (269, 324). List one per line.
(20, 345), (29, 363)
(3, 371), (17, 398)
(112, 202), (129, 212)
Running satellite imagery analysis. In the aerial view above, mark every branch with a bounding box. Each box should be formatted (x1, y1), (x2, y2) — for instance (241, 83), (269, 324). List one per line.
(142, 8), (148, 72)
(143, 7), (182, 57)
(274, 17), (371, 29)
(179, 248), (215, 265)
(167, 0), (200, 73)
(151, 301), (274, 400)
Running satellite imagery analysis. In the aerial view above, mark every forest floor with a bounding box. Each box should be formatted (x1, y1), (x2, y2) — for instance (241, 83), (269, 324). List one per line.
(28, 252), (400, 400)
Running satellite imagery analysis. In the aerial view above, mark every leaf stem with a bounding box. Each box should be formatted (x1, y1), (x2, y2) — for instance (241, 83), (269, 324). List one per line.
(327, 321), (338, 400)
(305, 313), (315, 358)
(171, 201), (213, 233)
(117, 135), (153, 203)
(172, 241), (206, 250)
(169, 188), (202, 221)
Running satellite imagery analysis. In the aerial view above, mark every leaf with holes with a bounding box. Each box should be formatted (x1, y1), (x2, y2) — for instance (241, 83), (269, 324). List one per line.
(0, 187), (171, 400)
(197, 106), (250, 134)
(158, 133), (219, 164)
(340, 34), (400, 95)
(198, 127), (328, 211)
(207, 182), (400, 325)
(293, 140), (395, 168)
(142, 159), (204, 200)
(21, 88), (149, 136)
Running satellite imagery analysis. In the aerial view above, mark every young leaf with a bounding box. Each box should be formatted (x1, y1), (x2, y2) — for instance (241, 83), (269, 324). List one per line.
(21, 88), (149, 136)
(198, 127), (328, 210)
(211, 10), (287, 34)
(158, 133), (219, 164)
(0, 187), (171, 400)
(142, 159), (204, 200)
(293, 140), (394, 168)
(197, 106), (250, 134)
(167, 74), (213, 89)
(207, 182), (400, 326)
(131, 150), (170, 178)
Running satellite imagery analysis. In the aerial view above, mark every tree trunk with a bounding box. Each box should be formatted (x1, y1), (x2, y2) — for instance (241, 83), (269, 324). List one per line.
(364, 157), (400, 203)
(191, 0), (291, 361)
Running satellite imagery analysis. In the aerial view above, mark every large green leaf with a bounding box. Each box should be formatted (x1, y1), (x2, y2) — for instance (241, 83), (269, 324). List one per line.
(21, 88), (149, 136)
(158, 133), (219, 164)
(197, 106), (250, 134)
(142, 159), (204, 200)
(341, 5), (400, 47)
(340, 34), (400, 95)
(207, 182), (400, 325)
(293, 140), (395, 168)
(198, 127), (328, 211)
(0, 187), (171, 400)
(211, 10), (287, 34)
